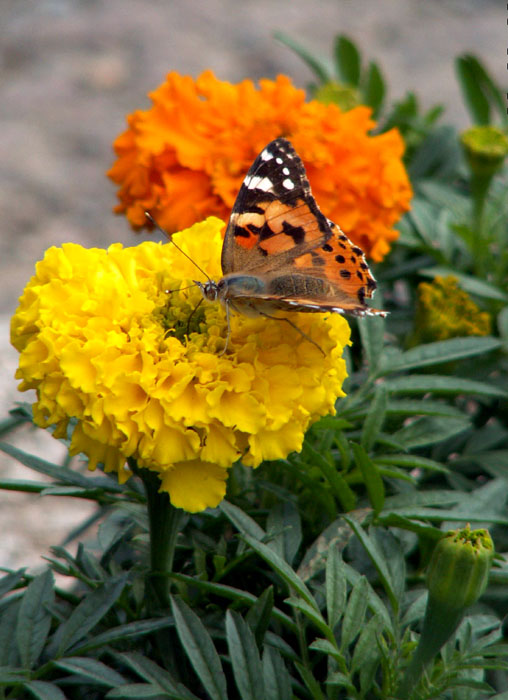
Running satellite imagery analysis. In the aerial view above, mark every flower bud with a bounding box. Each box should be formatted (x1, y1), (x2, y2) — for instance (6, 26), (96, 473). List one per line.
(314, 81), (360, 111)
(426, 525), (494, 609)
(461, 125), (508, 179)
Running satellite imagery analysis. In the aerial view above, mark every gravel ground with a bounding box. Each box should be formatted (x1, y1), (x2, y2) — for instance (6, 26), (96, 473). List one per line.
(1, 0), (505, 573)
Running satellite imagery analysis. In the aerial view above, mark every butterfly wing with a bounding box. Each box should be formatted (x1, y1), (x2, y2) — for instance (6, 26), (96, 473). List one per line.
(221, 138), (386, 317)
(221, 138), (332, 275)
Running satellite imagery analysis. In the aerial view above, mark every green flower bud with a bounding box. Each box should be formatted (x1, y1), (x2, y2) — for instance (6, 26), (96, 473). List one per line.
(461, 125), (508, 179)
(426, 525), (494, 609)
(314, 81), (360, 111)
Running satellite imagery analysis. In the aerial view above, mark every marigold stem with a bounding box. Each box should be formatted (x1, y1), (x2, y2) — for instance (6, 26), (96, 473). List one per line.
(135, 464), (185, 609)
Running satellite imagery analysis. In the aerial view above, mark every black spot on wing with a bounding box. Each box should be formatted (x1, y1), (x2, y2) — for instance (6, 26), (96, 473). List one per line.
(311, 251), (325, 266)
(358, 287), (366, 304)
(340, 270), (351, 279)
(357, 270), (364, 281)
(352, 246), (363, 256)
(233, 225), (250, 239)
(322, 243), (333, 252)
(281, 220), (305, 244)
(335, 254), (345, 264)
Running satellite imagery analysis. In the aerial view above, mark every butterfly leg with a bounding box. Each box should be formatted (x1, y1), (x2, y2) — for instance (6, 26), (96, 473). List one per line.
(186, 297), (205, 338)
(218, 300), (232, 356)
(257, 311), (326, 356)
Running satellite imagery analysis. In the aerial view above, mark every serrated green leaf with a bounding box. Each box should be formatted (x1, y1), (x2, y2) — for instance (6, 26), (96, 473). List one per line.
(16, 569), (54, 669)
(226, 610), (263, 700)
(0, 442), (86, 487)
(392, 415), (470, 449)
(361, 385), (388, 451)
(274, 32), (331, 84)
(461, 54), (508, 123)
(383, 374), (507, 399)
(0, 666), (27, 684)
(262, 647), (292, 700)
(456, 55), (490, 124)
(344, 519), (398, 613)
(363, 61), (385, 116)
(23, 680), (67, 700)
(171, 596), (227, 700)
(385, 399), (464, 419)
(325, 545), (347, 630)
(301, 441), (356, 511)
(309, 637), (344, 663)
(419, 267), (508, 301)
(341, 576), (369, 651)
(56, 575), (127, 656)
(379, 336), (502, 375)
(334, 35), (361, 86)
(55, 657), (125, 687)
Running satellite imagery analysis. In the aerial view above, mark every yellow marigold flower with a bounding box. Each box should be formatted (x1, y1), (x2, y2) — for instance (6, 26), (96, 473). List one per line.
(11, 218), (350, 513)
(413, 276), (491, 343)
(108, 70), (412, 262)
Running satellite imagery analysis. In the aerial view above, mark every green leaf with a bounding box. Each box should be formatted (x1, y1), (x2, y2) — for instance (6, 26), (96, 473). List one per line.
(56, 575), (127, 656)
(391, 415), (470, 449)
(340, 576), (369, 651)
(262, 647), (292, 700)
(363, 61), (385, 116)
(284, 597), (331, 641)
(357, 315), (385, 375)
(361, 385), (388, 451)
(274, 31), (331, 84)
(374, 454), (449, 473)
(325, 545), (347, 630)
(242, 534), (318, 612)
(343, 518), (398, 613)
(419, 267), (508, 302)
(0, 569), (26, 598)
(352, 444), (385, 513)
(226, 610), (264, 700)
(245, 586), (274, 647)
(383, 374), (508, 399)
(266, 502), (301, 565)
(106, 684), (168, 698)
(456, 55), (490, 125)
(379, 337), (502, 374)
(113, 652), (197, 698)
(219, 501), (266, 541)
(295, 661), (326, 700)
(302, 441), (356, 511)
(385, 399), (465, 419)
(334, 35), (361, 86)
(171, 596), (227, 700)
(16, 569), (54, 669)
(0, 601), (21, 666)
(55, 657), (126, 687)
(23, 681), (67, 700)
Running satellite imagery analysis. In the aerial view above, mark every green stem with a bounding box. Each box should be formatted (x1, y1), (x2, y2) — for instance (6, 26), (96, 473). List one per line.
(470, 172), (493, 278)
(135, 464), (185, 610)
(397, 596), (464, 698)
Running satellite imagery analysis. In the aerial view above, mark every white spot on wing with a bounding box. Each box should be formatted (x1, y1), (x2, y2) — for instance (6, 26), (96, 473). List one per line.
(276, 157), (283, 164)
(282, 167), (290, 175)
(244, 175), (274, 192)
(282, 178), (295, 190)
(260, 149), (273, 161)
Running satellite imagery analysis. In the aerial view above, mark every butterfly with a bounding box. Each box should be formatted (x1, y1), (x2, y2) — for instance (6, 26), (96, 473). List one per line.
(194, 138), (386, 325)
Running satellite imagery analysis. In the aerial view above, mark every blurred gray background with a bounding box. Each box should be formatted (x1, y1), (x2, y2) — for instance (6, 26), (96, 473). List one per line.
(0, 0), (505, 572)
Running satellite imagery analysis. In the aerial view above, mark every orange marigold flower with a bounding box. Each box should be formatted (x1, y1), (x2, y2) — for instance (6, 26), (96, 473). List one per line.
(108, 70), (412, 262)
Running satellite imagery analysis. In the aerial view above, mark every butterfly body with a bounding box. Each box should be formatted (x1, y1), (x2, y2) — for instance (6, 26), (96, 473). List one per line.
(196, 137), (387, 320)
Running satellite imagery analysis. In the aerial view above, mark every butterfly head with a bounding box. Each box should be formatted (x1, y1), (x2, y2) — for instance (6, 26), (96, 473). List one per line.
(195, 280), (219, 302)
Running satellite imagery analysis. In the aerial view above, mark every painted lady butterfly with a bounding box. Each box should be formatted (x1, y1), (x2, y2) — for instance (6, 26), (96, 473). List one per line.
(195, 138), (387, 321)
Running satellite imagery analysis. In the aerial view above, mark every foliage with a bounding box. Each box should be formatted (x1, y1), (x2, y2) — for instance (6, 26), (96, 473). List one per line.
(1, 36), (508, 700)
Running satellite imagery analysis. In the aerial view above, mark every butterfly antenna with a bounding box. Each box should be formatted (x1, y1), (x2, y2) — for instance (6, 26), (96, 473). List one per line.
(145, 211), (212, 283)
